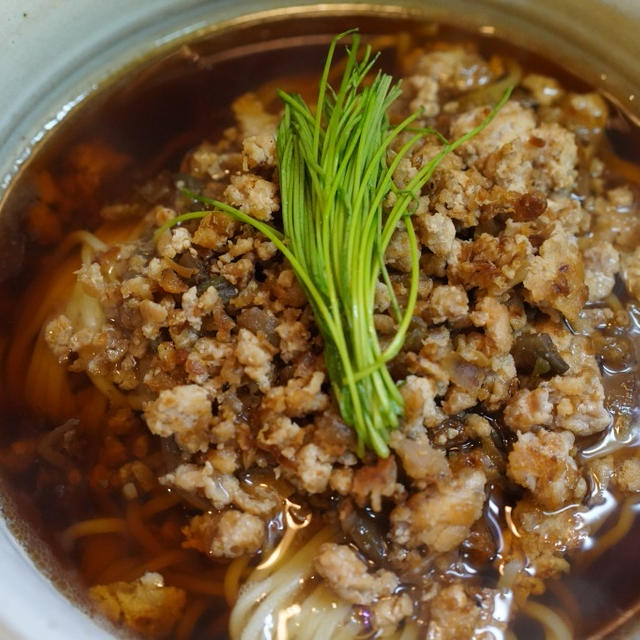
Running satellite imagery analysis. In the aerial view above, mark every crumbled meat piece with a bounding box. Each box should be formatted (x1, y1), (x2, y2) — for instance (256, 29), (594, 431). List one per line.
(425, 150), (490, 228)
(329, 467), (354, 495)
(292, 443), (333, 494)
(508, 429), (584, 510)
(613, 457), (640, 492)
(121, 276), (153, 301)
(242, 133), (276, 170)
(484, 123), (577, 193)
(464, 413), (492, 439)
(77, 261), (108, 300)
(223, 174), (279, 221)
(470, 296), (513, 354)
(427, 584), (508, 640)
(415, 211), (457, 257)
(390, 469), (486, 552)
(545, 364), (610, 436)
(192, 211), (240, 251)
(181, 285), (220, 331)
(157, 227), (191, 260)
(450, 101), (536, 164)
(399, 375), (445, 432)
(232, 92), (278, 138)
(410, 46), (492, 93)
(621, 247), (640, 301)
(591, 186), (639, 251)
(542, 194), (590, 235)
(374, 281), (391, 312)
(351, 456), (400, 511)
(371, 592), (414, 629)
(503, 387), (553, 431)
(406, 74), (440, 117)
(185, 142), (238, 179)
(427, 285), (469, 324)
(144, 385), (212, 454)
(522, 73), (563, 106)
(523, 228), (587, 322)
(385, 227), (415, 273)
(206, 446), (239, 475)
(89, 573), (185, 639)
(263, 371), (329, 418)
(534, 329), (610, 436)
(139, 299), (168, 339)
(389, 429), (449, 486)
(275, 316), (310, 363)
(45, 314), (74, 360)
(257, 414), (303, 461)
(588, 455), (614, 499)
(161, 462), (279, 516)
(583, 241), (620, 301)
(505, 500), (587, 595)
(182, 509), (265, 558)
(450, 232), (533, 295)
(236, 328), (277, 392)
(314, 543), (399, 605)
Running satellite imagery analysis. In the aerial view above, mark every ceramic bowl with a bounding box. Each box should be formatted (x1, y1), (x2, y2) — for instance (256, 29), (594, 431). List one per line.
(0, 1), (639, 638)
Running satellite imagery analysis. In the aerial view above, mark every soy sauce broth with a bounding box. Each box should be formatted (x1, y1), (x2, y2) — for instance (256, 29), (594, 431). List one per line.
(1, 10), (640, 640)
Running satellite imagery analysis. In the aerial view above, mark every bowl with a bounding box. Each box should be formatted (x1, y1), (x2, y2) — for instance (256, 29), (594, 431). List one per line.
(1, 1), (640, 638)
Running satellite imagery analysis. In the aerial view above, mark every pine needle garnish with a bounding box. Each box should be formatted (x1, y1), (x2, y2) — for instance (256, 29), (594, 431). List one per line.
(159, 31), (512, 457)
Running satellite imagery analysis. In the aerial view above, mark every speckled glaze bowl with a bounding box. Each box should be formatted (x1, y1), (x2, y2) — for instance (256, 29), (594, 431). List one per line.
(0, 1), (639, 638)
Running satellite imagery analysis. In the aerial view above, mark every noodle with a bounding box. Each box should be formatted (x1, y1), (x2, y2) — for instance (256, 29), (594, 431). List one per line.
(61, 517), (128, 547)
(36, 418), (79, 469)
(97, 556), (141, 584)
(162, 571), (227, 598)
(229, 527), (335, 640)
(141, 491), (183, 518)
(126, 500), (167, 555)
(224, 554), (252, 606)
(123, 549), (198, 583)
(520, 601), (573, 640)
(580, 495), (640, 565)
(175, 598), (211, 640)
(286, 585), (354, 640)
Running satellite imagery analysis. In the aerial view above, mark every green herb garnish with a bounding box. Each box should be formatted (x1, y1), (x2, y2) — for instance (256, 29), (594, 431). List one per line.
(158, 31), (512, 457)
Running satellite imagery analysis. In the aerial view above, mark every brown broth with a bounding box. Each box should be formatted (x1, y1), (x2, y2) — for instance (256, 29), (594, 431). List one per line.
(1, 11), (640, 640)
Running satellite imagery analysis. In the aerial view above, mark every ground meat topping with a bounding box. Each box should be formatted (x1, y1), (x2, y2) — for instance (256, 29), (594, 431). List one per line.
(390, 469), (486, 552)
(508, 429), (585, 510)
(523, 228), (587, 322)
(89, 573), (186, 639)
(182, 509), (266, 558)
(144, 385), (212, 454)
(314, 543), (400, 605)
(39, 39), (640, 639)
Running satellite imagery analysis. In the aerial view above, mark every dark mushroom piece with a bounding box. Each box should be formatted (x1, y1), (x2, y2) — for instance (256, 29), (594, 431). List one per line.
(511, 332), (569, 376)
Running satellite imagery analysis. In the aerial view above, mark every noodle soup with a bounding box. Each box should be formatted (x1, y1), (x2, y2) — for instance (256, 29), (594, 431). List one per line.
(2, 10), (640, 640)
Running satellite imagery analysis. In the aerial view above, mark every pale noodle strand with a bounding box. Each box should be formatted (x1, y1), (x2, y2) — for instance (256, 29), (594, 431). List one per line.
(520, 600), (573, 640)
(288, 585), (353, 640)
(224, 554), (251, 606)
(229, 527), (334, 640)
(9, 220), (145, 419)
(61, 517), (128, 548)
(581, 495), (640, 565)
(230, 525), (424, 640)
